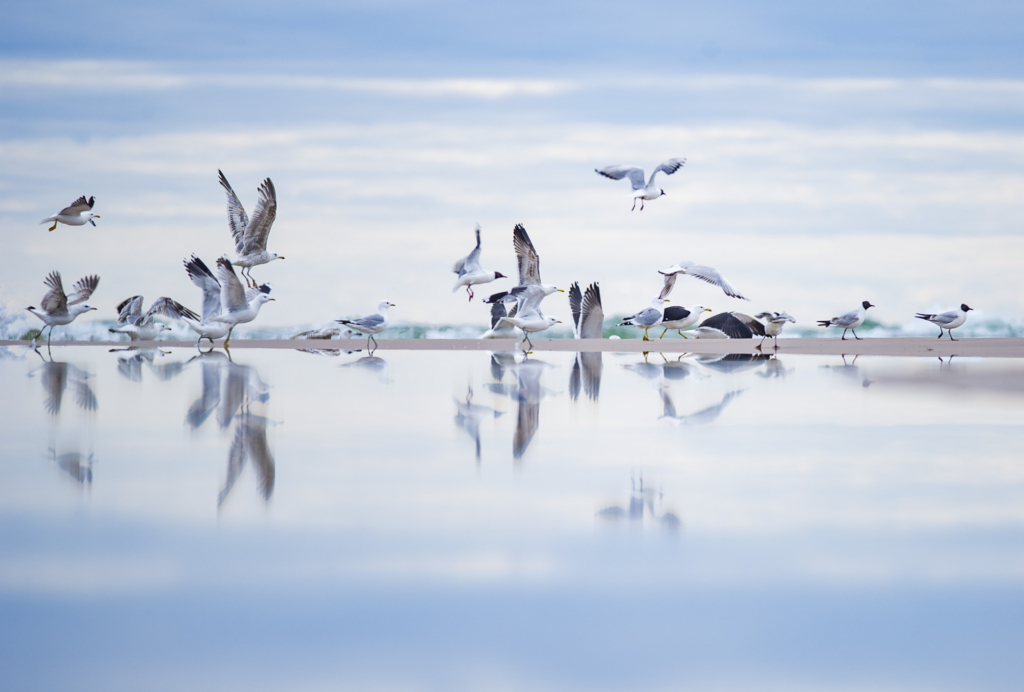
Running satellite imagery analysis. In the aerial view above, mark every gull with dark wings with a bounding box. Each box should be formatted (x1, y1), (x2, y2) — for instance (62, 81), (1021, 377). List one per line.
(218, 170), (285, 287)
(40, 196), (99, 231)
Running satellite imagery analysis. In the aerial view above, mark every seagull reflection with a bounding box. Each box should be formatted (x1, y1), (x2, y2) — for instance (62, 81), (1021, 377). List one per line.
(110, 347), (170, 383)
(50, 447), (93, 485)
(28, 355), (96, 416)
(661, 355), (703, 381)
(821, 354), (872, 387)
(454, 388), (505, 464)
(694, 353), (770, 374)
(659, 387), (745, 425)
(340, 354), (389, 384)
(756, 355), (791, 379)
(218, 412), (276, 506)
(596, 476), (681, 530)
(513, 358), (546, 460)
(569, 352), (602, 401)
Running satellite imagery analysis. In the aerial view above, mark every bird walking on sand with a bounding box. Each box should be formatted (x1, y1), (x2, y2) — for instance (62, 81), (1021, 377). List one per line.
(595, 158), (686, 211)
(915, 304), (973, 341)
(818, 301), (874, 340)
(218, 170), (285, 287)
(337, 301), (395, 351)
(40, 196), (99, 231)
(452, 226), (506, 300)
(26, 272), (100, 348)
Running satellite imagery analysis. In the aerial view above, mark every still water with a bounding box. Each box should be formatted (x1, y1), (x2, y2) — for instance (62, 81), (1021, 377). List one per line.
(1, 345), (1023, 691)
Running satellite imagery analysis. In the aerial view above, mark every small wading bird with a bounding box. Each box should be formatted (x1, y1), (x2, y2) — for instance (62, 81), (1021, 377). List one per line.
(109, 296), (197, 341)
(452, 226), (506, 301)
(26, 271), (99, 348)
(915, 304), (973, 341)
(40, 196), (99, 231)
(818, 301), (874, 340)
(218, 170), (284, 287)
(595, 158), (686, 211)
(208, 257), (276, 348)
(337, 300), (395, 351)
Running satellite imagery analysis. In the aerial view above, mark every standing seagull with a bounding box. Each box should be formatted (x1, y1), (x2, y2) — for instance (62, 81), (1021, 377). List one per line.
(40, 196), (99, 232)
(619, 298), (671, 341)
(218, 170), (284, 287)
(595, 158), (686, 211)
(753, 311), (796, 350)
(208, 257), (276, 347)
(452, 226), (506, 300)
(659, 305), (711, 338)
(26, 272), (99, 348)
(818, 301), (874, 340)
(182, 255), (231, 346)
(109, 296), (197, 341)
(915, 304), (973, 341)
(336, 301), (395, 351)
(658, 262), (748, 301)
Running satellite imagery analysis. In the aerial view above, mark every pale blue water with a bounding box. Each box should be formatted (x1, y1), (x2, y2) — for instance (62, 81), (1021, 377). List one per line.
(1, 345), (1023, 691)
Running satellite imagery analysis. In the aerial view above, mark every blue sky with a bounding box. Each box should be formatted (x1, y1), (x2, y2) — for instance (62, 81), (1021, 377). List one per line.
(2, 1), (1023, 329)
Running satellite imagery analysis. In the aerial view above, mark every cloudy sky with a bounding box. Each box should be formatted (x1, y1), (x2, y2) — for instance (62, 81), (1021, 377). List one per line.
(2, 1), (1023, 328)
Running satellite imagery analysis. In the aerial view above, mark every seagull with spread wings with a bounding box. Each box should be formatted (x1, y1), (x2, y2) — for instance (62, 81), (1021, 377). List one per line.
(26, 271), (99, 348)
(483, 224), (563, 315)
(218, 170), (285, 287)
(452, 226), (507, 301)
(207, 257), (276, 347)
(658, 262), (748, 301)
(109, 296), (197, 341)
(595, 158), (686, 210)
(40, 196), (99, 231)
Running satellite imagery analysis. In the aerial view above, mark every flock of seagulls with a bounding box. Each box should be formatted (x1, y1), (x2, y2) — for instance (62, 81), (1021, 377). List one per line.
(24, 159), (981, 349)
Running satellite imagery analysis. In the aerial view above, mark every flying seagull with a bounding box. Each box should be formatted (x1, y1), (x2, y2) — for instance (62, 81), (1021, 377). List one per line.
(218, 170), (285, 287)
(595, 158), (686, 211)
(26, 271), (99, 348)
(40, 196), (99, 232)
(658, 262), (748, 301)
(452, 226), (506, 300)
(337, 300), (395, 351)
(110, 296), (197, 341)
(484, 224), (563, 314)
(208, 257), (276, 347)
(915, 304), (973, 341)
(818, 301), (874, 340)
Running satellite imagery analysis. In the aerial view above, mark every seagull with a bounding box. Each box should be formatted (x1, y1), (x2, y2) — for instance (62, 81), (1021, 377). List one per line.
(490, 306), (560, 351)
(452, 226), (506, 301)
(480, 301), (525, 340)
(915, 304), (973, 340)
(595, 158), (686, 211)
(618, 297), (671, 340)
(40, 196), (98, 232)
(109, 296), (197, 341)
(658, 305), (712, 338)
(336, 300), (395, 351)
(568, 282), (604, 401)
(182, 255), (231, 346)
(753, 311), (795, 350)
(658, 262), (748, 301)
(686, 311), (763, 339)
(208, 257), (276, 347)
(818, 301), (874, 340)
(483, 224), (563, 315)
(25, 271), (99, 348)
(218, 170), (284, 287)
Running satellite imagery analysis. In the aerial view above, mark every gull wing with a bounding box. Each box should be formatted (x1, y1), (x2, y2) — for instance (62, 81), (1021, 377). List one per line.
(657, 272), (678, 300)
(647, 158), (686, 186)
(218, 170), (249, 255)
(662, 305), (692, 322)
(731, 312), (767, 336)
(513, 224), (542, 285)
(568, 282), (582, 336)
(215, 257), (248, 311)
(832, 309), (861, 327)
(454, 226), (483, 276)
(116, 295), (143, 325)
(699, 312), (753, 338)
(39, 272), (68, 315)
(59, 195), (94, 215)
(244, 418), (275, 501)
(489, 301), (508, 329)
(67, 275), (99, 306)
(242, 178), (277, 255)
(146, 297), (199, 323)
(596, 165), (646, 191)
(578, 282), (603, 339)
(659, 387), (679, 419)
(926, 310), (960, 325)
(218, 426), (248, 507)
(659, 262), (747, 300)
(184, 255), (223, 322)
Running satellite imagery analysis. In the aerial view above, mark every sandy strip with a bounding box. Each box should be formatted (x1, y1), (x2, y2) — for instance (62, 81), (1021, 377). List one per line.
(3, 337), (1024, 357)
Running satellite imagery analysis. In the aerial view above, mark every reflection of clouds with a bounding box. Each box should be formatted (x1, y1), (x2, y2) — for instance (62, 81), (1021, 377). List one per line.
(569, 352), (602, 402)
(29, 357), (96, 416)
(453, 388), (504, 463)
(596, 476), (681, 530)
(184, 353), (276, 507)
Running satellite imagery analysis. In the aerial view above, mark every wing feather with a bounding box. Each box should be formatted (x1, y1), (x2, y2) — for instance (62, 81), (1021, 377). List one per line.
(218, 170), (249, 255)
(184, 255), (223, 322)
(596, 165), (646, 190)
(40, 271), (68, 314)
(242, 178), (277, 255)
(513, 224), (541, 285)
(67, 275), (99, 306)
(216, 257), (248, 311)
(659, 262), (748, 300)
(578, 282), (603, 339)
(116, 295), (143, 324)
(59, 195), (94, 215)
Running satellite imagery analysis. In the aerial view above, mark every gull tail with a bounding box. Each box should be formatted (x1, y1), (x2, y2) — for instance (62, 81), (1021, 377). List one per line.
(816, 320), (832, 327)
(914, 313), (933, 320)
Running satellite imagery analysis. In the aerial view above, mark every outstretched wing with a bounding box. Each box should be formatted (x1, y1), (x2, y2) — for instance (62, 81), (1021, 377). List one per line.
(700, 312), (753, 338)
(184, 255), (223, 322)
(658, 262), (747, 300)
(568, 282), (582, 335)
(489, 301), (508, 329)
(595, 165), (646, 191)
(59, 195), (94, 215)
(146, 297), (199, 323)
(578, 282), (603, 339)
(215, 257), (248, 311)
(40, 272), (68, 314)
(647, 158), (686, 186)
(67, 275), (99, 306)
(218, 170), (249, 255)
(513, 224), (542, 285)
(731, 312), (766, 336)
(242, 178), (277, 255)
(657, 272), (678, 300)
(116, 295), (143, 325)
(454, 226), (483, 275)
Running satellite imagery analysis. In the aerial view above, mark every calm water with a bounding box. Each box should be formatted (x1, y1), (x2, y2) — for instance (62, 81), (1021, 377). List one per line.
(1, 345), (1023, 691)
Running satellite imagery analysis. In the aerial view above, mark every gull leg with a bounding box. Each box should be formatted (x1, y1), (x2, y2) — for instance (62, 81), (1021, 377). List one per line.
(937, 327), (943, 339)
(659, 328), (668, 339)
(224, 327), (233, 349)
(678, 331), (688, 339)
(841, 329), (848, 340)
(643, 327), (650, 341)
(853, 329), (862, 340)
(631, 198), (637, 211)
(640, 199), (645, 211)
(48, 221), (57, 232)
(949, 329), (957, 342)
(467, 286), (474, 301)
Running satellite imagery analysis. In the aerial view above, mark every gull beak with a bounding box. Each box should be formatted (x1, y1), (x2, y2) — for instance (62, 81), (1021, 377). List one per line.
(704, 308), (712, 312)
(269, 298), (276, 301)
(89, 306), (97, 311)
(279, 256), (286, 260)
(557, 289), (564, 293)
(93, 215), (101, 218)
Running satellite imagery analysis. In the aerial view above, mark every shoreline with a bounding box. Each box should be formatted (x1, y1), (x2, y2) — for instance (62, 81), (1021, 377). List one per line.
(4, 337), (1024, 357)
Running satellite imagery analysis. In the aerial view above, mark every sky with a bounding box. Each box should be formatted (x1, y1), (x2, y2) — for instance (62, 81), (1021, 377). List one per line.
(2, 0), (1023, 330)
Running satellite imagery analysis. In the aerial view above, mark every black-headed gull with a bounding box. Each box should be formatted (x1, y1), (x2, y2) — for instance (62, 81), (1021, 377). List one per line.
(596, 158), (686, 211)
(915, 304), (973, 340)
(818, 301), (874, 340)
(452, 226), (506, 301)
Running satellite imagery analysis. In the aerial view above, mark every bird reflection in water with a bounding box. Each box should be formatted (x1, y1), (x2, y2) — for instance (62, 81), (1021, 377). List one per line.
(29, 350), (98, 486)
(453, 387), (504, 464)
(486, 352), (556, 461)
(756, 354), (791, 379)
(659, 387), (745, 425)
(110, 346), (180, 383)
(821, 354), (872, 388)
(184, 351), (276, 507)
(50, 447), (93, 485)
(340, 353), (389, 384)
(568, 281), (603, 402)
(596, 476), (681, 530)
(569, 352), (602, 402)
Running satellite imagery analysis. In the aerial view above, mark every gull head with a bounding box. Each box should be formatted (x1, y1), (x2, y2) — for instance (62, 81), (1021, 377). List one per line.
(254, 293), (274, 305)
(378, 300), (396, 311)
(692, 305), (711, 314)
(545, 316), (560, 328)
(271, 253), (285, 261)
(961, 303), (973, 312)
(862, 301), (875, 310)
(88, 213), (100, 226)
